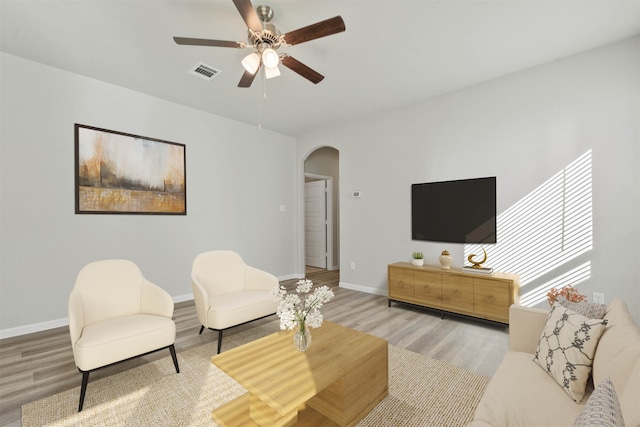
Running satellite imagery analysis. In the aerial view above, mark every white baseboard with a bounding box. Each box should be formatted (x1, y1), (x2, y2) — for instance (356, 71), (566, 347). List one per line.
(173, 293), (194, 303)
(0, 276), (308, 340)
(0, 317), (69, 340)
(339, 281), (388, 297)
(278, 273), (302, 281)
(0, 294), (197, 339)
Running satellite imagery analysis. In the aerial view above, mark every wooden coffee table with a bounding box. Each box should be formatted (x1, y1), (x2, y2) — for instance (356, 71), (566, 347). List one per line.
(211, 321), (388, 427)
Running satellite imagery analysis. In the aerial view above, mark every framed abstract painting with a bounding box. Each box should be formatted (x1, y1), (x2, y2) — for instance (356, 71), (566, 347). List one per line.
(75, 124), (186, 215)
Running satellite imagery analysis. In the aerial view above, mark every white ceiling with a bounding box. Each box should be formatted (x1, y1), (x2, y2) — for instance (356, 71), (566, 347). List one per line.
(2, 1), (639, 137)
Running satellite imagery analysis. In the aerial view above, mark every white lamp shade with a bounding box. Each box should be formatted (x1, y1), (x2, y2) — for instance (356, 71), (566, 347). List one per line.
(262, 48), (279, 68)
(241, 53), (260, 74)
(264, 64), (281, 79)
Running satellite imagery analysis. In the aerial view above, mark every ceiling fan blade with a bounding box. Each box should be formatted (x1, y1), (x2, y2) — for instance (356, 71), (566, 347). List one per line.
(238, 68), (259, 88)
(232, 0), (263, 33)
(282, 16), (345, 46)
(281, 56), (325, 84)
(173, 37), (242, 48)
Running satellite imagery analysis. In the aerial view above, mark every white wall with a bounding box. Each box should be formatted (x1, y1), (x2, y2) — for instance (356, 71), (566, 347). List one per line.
(297, 37), (640, 320)
(0, 53), (298, 335)
(2, 36), (639, 335)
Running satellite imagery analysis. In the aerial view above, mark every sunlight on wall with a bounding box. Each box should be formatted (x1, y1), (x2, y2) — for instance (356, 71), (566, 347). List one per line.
(466, 150), (593, 306)
(519, 262), (591, 306)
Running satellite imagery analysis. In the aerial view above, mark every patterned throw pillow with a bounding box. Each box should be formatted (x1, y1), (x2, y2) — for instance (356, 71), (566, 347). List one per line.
(533, 304), (608, 403)
(573, 377), (625, 427)
(557, 296), (607, 319)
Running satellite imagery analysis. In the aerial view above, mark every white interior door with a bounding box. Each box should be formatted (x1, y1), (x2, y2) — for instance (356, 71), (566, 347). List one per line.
(305, 180), (327, 268)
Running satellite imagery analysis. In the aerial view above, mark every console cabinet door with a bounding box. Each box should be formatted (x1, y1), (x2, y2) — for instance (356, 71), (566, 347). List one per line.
(474, 278), (510, 322)
(389, 269), (414, 302)
(441, 275), (474, 313)
(414, 271), (442, 307)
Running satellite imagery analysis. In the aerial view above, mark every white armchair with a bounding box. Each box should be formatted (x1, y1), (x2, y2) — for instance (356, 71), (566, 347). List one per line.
(68, 259), (179, 411)
(191, 251), (279, 354)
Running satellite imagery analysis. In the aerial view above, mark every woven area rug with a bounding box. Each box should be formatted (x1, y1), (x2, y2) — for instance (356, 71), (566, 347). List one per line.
(22, 322), (489, 426)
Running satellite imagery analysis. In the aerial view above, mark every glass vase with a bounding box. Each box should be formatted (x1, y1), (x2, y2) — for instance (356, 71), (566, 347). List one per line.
(293, 322), (312, 352)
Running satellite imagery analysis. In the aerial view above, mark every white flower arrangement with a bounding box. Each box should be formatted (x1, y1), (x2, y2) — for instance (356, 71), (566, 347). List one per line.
(270, 279), (335, 331)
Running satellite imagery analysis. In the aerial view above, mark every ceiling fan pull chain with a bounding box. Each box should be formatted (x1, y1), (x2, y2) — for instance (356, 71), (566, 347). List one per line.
(262, 66), (268, 101)
(258, 67), (264, 129)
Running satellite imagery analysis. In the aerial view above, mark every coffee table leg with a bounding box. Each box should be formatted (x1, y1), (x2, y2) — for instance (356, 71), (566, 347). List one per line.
(249, 393), (298, 427)
(307, 344), (388, 426)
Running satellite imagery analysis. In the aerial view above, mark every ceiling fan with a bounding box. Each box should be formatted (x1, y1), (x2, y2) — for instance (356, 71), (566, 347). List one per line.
(174, 0), (346, 88)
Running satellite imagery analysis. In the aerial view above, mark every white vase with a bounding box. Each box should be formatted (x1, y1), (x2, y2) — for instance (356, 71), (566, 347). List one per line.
(439, 250), (453, 270)
(411, 258), (424, 267)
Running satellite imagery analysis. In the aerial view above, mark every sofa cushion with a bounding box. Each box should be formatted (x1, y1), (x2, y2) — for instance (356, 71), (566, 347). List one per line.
(620, 359), (640, 426)
(573, 377), (625, 427)
(473, 352), (587, 426)
(592, 298), (640, 396)
(533, 303), (607, 402)
(558, 296), (607, 319)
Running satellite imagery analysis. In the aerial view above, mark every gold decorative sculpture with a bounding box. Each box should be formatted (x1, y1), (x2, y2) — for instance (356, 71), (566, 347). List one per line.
(467, 247), (488, 269)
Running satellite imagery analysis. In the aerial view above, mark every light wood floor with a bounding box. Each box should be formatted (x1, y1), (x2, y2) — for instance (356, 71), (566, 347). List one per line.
(0, 269), (508, 426)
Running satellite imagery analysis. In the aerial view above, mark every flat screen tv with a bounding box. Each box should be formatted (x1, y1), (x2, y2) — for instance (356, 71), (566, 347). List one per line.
(412, 177), (496, 243)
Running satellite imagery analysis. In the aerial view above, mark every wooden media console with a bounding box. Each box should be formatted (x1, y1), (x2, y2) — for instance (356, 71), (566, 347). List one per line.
(388, 262), (520, 324)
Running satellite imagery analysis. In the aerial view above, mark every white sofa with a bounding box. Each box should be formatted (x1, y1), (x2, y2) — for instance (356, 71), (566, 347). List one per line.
(470, 298), (640, 426)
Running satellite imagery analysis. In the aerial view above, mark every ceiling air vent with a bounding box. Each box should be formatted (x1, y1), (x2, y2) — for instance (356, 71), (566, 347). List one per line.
(188, 62), (221, 81)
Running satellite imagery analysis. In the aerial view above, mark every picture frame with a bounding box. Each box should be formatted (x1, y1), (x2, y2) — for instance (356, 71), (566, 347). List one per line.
(75, 124), (186, 215)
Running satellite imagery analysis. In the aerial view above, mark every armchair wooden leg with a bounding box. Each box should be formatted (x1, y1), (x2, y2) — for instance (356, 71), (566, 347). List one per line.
(78, 371), (89, 412)
(217, 330), (223, 354)
(169, 344), (180, 373)
(199, 325), (205, 334)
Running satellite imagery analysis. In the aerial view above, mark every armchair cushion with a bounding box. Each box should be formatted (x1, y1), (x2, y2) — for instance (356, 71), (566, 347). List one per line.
(74, 314), (175, 371)
(207, 291), (279, 330)
(73, 260), (149, 324)
(191, 251), (248, 297)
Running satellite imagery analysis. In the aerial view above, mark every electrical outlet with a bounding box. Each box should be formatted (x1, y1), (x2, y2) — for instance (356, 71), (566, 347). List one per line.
(593, 292), (605, 305)
(350, 261), (356, 270)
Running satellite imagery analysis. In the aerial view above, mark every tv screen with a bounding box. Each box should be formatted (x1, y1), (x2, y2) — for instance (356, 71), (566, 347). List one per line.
(412, 177), (496, 243)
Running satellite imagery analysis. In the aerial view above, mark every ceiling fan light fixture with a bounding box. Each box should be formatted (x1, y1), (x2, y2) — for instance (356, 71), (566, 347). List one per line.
(241, 52), (260, 74)
(262, 48), (279, 68)
(174, 2), (346, 89)
(264, 64), (281, 79)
